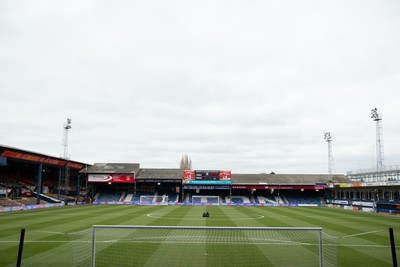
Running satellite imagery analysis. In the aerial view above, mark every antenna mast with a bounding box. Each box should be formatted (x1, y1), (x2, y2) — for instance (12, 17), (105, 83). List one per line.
(371, 108), (385, 171)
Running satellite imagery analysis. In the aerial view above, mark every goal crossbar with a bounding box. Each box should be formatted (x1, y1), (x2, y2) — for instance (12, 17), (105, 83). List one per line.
(93, 225), (322, 231)
(89, 225), (327, 267)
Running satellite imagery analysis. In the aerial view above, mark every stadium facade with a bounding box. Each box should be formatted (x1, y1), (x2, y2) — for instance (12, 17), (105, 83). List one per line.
(1, 145), (400, 213)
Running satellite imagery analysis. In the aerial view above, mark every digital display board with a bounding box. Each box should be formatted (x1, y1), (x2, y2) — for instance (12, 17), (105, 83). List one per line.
(195, 170), (220, 180)
(183, 170), (231, 184)
(183, 170), (195, 180)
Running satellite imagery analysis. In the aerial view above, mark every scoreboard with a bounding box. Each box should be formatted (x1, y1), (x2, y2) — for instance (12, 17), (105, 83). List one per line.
(183, 170), (231, 184)
(195, 170), (220, 180)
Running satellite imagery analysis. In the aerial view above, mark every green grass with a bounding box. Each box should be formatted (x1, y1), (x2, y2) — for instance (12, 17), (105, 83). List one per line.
(0, 205), (399, 266)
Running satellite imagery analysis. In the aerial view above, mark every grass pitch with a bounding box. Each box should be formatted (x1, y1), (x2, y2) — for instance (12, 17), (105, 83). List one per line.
(0, 205), (399, 266)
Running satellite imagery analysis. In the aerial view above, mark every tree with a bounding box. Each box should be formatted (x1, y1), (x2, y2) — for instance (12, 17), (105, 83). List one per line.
(180, 153), (193, 170)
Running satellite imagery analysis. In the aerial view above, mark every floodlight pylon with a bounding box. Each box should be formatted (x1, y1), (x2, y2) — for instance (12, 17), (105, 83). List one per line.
(62, 118), (72, 196)
(371, 108), (385, 171)
(324, 132), (335, 179)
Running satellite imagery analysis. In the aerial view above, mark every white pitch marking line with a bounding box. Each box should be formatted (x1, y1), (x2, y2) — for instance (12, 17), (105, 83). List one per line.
(31, 230), (65, 235)
(328, 230), (384, 239)
(146, 213), (264, 220)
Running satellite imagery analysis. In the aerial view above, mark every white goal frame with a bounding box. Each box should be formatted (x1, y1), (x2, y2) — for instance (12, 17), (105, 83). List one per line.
(139, 195), (168, 205)
(191, 195), (220, 205)
(89, 225), (327, 267)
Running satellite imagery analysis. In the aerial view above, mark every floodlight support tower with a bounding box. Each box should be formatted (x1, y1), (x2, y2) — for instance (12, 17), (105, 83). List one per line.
(63, 118), (72, 195)
(371, 108), (385, 171)
(324, 132), (334, 179)
(63, 118), (72, 159)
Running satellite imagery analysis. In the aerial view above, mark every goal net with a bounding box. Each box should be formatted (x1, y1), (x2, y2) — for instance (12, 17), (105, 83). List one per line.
(192, 195), (219, 205)
(139, 195), (168, 205)
(68, 225), (336, 267)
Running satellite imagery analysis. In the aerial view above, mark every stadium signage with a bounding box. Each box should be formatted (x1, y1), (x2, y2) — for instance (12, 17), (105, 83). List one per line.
(332, 200), (348, 205)
(184, 180), (232, 185)
(183, 185), (231, 190)
(232, 185), (326, 190)
(1, 150), (85, 169)
(88, 174), (135, 183)
(352, 201), (374, 207)
(136, 179), (181, 183)
(354, 181), (400, 187)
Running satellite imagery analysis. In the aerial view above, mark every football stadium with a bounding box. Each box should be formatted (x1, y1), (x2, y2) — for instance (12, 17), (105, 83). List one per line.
(0, 144), (399, 267)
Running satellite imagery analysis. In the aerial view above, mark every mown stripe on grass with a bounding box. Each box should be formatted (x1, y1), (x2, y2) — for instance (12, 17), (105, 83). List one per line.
(337, 245), (391, 267)
(135, 206), (208, 266)
(2, 205), (173, 267)
(253, 207), (395, 266)
(274, 207), (393, 246)
(223, 206), (323, 266)
(1, 205), (399, 267)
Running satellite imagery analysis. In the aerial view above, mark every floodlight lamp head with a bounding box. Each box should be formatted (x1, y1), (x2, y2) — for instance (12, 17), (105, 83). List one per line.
(324, 132), (331, 142)
(64, 118), (72, 130)
(371, 108), (380, 121)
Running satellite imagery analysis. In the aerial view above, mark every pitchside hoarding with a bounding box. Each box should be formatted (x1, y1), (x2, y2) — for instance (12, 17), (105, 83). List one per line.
(231, 185), (326, 190)
(88, 174), (135, 183)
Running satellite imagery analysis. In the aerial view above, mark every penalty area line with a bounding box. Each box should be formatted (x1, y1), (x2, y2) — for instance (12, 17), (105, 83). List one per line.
(146, 213), (264, 220)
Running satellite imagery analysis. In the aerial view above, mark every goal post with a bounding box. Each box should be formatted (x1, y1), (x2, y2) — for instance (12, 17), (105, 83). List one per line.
(139, 195), (168, 205)
(192, 195), (220, 205)
(68, 225), (336, 267)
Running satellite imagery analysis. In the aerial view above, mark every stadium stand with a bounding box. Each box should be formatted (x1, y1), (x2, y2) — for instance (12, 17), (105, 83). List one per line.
(256, 195), (278, 204)
(124, 193), (134, 202)
(6, 145), (400, 213)
(283, 191), (323, 205)
(225, 196), (251, 204)
(95, 192), (122, 202)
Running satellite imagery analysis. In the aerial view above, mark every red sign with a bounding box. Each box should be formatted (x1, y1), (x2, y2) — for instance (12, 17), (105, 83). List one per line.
(183, 170), (195, 180)
(88, 174), (135, 183)
(219, 170), (231, 180)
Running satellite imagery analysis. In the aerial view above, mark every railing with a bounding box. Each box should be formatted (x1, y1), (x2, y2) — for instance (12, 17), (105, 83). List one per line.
(347, 165), (400, 175)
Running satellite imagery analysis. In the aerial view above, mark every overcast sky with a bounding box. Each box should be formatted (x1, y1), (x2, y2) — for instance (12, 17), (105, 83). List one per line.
(1, 1), (400, 174)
